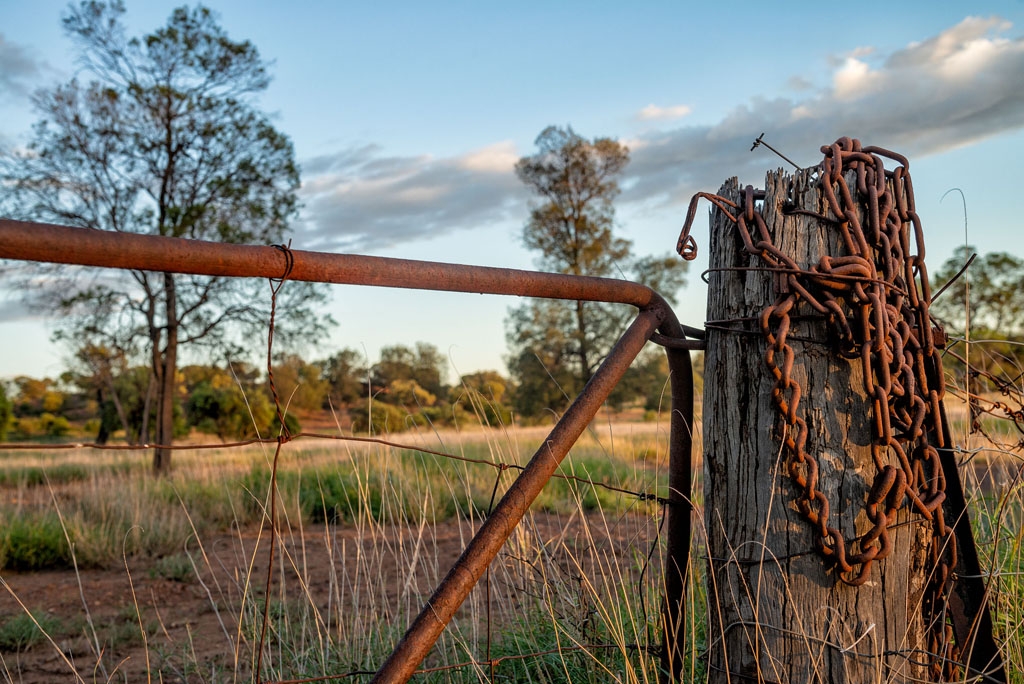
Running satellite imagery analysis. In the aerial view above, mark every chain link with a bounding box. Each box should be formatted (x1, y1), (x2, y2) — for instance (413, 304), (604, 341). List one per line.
(681, 137), (958, 679)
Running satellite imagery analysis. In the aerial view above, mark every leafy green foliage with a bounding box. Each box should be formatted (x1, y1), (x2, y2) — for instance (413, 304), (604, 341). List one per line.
(506, 126), (687, 417)
(0, 384), (10, 442)
(10, 377), (65, 417)
(271, 354), (330, 412)
(319, 348), (368, 407)
(387, 379), (436, 408)
(373, 343), (448, 399)
(300, 471), (384, 524)
(448, 371), (514, 427)
(184, 363), (300, 440)
(1, 513), (70, 571)
(931, 246), (1024, 391)
(349, 401), (421, 434)
(10, 412), (71, 439)
(609, 348), (670, 412)
(1, 2), (331, 471)
(932, 246), (1024, 335)
(0, 612), (63, 652)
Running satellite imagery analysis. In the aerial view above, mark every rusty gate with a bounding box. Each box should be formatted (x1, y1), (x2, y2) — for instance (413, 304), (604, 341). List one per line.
(0, 216), (700, 682)
(0, 135), (1009, 683)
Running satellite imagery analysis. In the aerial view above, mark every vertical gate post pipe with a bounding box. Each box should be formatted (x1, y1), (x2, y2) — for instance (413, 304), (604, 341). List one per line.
(0, 219), (699, 681)
(370, 306), (667, 684)
(658, 313), (694, 683)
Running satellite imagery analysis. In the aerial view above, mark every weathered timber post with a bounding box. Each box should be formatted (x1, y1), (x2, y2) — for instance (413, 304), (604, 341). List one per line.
(703, 170), (931, 683)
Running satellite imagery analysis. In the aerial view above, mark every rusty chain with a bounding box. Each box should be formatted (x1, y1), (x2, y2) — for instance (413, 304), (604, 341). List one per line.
(679, 138), (958, 679)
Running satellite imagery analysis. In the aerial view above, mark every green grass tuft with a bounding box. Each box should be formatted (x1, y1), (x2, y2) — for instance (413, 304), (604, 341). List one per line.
(0, 612), (63, 652)
(0, 513), (71, 570)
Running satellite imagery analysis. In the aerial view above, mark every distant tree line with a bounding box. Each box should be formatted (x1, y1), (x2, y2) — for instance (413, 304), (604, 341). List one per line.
(0, 336), (692, 444)
(0, 5), (691, 460)
(930, 246), (1024, 393)
(7, 2), (1018, 472)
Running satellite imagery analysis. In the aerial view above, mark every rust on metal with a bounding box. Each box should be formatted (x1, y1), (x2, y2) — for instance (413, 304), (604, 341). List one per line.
(750, 132), (802, 171)
(679, 137), (1005, 682)
(0, 216), (696, 684)
(372, 307), (668, 683)
(658, 314), (695, 683)
(0, 219), (659, 308)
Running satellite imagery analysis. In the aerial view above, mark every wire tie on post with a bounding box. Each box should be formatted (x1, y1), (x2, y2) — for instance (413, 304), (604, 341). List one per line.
(751, 132), (802, 171)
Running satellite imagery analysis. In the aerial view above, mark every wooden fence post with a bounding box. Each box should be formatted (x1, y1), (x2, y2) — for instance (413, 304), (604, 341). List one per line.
(702, 170), (931, 683)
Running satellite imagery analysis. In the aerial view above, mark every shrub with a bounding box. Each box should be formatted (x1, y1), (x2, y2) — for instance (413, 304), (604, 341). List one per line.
(0, 384), (11, 442)
(349, 402), (418, 434)
(1, 514), (71, 570)
(40, 413), (70, 437)
(151, 553), (195, 582)
(0, 612), (63, 652)
(300, 471), (383, 523)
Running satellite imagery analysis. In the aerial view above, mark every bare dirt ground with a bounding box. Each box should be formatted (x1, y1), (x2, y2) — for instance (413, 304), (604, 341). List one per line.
(0, 416), (671, 683)
(0, 511), (659, 683)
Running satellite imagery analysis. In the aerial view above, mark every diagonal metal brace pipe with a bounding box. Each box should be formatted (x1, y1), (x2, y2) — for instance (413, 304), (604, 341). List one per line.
(371, 304), (672, 683)
(0, 218), (696, 683)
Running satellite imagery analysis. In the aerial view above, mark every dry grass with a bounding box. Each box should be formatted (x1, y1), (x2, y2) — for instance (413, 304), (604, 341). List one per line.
(0, 414), (696, 682)
(0, 395), (1020, 683)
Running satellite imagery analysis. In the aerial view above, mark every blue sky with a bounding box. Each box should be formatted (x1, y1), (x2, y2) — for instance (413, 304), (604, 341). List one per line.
(2, 1), (1024, 380)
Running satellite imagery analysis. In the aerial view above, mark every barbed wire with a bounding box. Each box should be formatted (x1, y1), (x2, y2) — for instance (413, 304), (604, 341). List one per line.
(0, 430), (677, 505)
(261, 642), (657, 683)
(3, 189), (1023, 684)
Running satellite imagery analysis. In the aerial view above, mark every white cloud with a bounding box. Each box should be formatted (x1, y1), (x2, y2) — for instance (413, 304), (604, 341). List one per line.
(622, 15), (1024, 207)
(457, 141), (519, 174)
(0, 34), (42, 102)
(0, 297), (37, 323)
(832, 57), (879, 100)
(619, 136), (648, 152)
(637, 103), (693, 121)
(939, 35), (1008, 78)
(298, 142), (526, 251)
(298, 16), (1024, 251)
(789, 105), (812, 121)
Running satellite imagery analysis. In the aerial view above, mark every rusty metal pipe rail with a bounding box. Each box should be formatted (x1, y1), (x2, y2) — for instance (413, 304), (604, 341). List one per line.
(0, 219), (659, 308)
(0, 218), (694, 683)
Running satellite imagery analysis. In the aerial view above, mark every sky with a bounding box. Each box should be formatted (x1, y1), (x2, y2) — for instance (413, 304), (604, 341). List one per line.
(1, 1), (1023, 381)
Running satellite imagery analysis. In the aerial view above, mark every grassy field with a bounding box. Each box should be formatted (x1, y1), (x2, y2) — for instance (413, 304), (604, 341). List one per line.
(0, 409), (1021, 683)
(0, 420), (690, 682)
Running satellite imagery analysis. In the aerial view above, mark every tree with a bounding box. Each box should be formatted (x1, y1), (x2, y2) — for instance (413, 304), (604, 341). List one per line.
(183, 362), (295, 441)
(506, 301), (578, 418)
(388, 379), (436, 408)
(320, 348), (368, 407)
(373, 343), (448, 400)
(931, 246), (1024, 391)
(0, 383), (12, 442)
(1, 2), (330, 472)
(453, 371), (509, 405)
(931, 245), (1024, 336)
(271, 353), (329, 412)
(11, 377), (66, 417)
(607, 348), (668, 412)
(506, 126), (687, 416)
(66, 342), (135, 443)
(448, 371), (513, 427)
